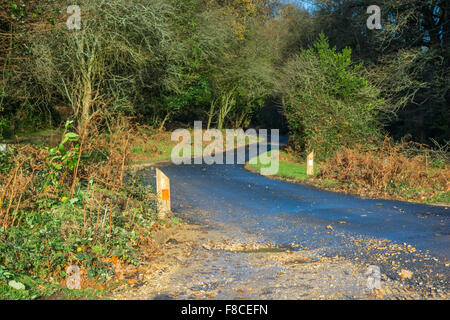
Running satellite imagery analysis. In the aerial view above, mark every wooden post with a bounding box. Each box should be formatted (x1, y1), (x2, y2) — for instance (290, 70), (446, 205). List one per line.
(156, 168), (171, 219)
(306, 151), (314, 176)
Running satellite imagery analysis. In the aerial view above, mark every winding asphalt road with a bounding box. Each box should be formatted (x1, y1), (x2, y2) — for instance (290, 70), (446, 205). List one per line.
(150, 137), (449, 293)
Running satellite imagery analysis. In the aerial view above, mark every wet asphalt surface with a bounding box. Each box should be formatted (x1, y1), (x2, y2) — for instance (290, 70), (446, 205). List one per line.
(147, 138), (449, 294)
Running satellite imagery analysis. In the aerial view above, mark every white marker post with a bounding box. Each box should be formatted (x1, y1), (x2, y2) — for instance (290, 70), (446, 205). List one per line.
(156, 168), (171, 219)
(306, 151), (314, 176)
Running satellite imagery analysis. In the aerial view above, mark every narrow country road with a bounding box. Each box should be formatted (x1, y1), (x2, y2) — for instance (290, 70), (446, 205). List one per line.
(139, 138), (449, 299)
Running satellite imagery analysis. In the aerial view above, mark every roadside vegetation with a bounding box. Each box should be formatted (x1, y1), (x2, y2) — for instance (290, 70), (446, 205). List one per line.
(247, 150), (320, 182)
(0, 120), (183, 299)
(249, 142), (449, 204)
(250, 32), (449, 204)
(0, 0), (449, 299)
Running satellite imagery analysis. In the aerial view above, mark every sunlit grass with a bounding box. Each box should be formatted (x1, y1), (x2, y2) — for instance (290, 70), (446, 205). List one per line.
(248, 150), (319, 181)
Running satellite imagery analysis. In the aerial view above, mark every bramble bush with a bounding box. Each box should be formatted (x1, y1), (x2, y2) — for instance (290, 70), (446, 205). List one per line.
(278, 34), (394, 160)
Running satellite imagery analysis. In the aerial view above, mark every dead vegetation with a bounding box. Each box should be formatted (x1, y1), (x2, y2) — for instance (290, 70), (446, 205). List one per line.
(0, 120), (173, 298)
(319, 138), (450, 202)
(0, 120), (154, 228)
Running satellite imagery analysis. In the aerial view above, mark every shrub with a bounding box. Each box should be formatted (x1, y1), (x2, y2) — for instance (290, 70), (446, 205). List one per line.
(278, 34), (393, 160)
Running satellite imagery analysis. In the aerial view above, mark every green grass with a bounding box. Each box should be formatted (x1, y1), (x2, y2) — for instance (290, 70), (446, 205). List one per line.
(0, 270), (107, 300)
(0, 282), (106, 300)
(247, 150), (319, 181)
(425, 191), (450, 205)
(315, 178), (340, 188)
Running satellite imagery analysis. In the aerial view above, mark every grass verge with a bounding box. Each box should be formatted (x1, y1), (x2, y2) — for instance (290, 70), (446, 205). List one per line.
(246, 150), (319, 182)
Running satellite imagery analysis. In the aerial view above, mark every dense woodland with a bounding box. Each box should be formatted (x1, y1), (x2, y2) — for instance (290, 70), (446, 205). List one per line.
(0, 0), (448, 155)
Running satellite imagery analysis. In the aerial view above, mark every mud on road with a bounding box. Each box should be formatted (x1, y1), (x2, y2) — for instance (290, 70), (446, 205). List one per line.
(110, 217), (446, 300)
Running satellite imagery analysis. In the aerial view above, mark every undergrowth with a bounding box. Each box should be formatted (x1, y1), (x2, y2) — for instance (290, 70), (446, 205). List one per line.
(319, 138), (450, 202)
(0, 120), (168, 299)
